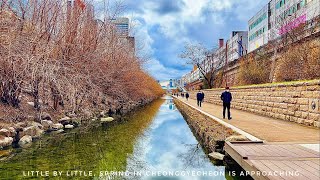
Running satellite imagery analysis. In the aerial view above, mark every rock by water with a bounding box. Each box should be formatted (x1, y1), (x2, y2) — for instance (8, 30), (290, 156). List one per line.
(59, 117), (71, 125)
(20, 126), (44, 138)
(8, 127), (16, 137)
(52, 123), (64, 130)
(208, 152), (225, 160)
(15, 122), (28, 129)
(0, 136), (13, 148)
(100, 117), (114, 122)
(64, 124), (74, 129)
(0, 129), (10, 137)
(0, 128), (16, 138)
(41, 120), (53, 130)
(29, 121), (43, 130)
(18, 135), (32, 147)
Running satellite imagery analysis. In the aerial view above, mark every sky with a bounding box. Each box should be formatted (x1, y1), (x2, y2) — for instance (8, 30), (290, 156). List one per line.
(92, 0), (268, 81)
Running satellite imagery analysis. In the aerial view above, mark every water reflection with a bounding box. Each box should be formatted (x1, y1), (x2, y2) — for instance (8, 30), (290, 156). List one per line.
(126, 96), (225, 180)
(0, 99), (164, 179)
(164, 98), (176, 111)
(0, 97), (227, 180)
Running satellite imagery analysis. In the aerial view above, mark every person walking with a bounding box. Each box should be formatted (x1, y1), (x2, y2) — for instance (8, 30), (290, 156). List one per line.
(201, 91), (205, 103)
(196, 90), (203, 107)
(185, 92), (189, 101)
(221, 87), (232, 120)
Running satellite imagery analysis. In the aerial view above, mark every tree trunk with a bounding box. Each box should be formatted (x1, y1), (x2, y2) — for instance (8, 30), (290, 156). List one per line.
(33, 79), (40, 111)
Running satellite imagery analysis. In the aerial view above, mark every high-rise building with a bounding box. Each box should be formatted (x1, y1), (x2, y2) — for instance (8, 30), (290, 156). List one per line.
(111, 17), (129, 37)
(110, 17), (135, 56)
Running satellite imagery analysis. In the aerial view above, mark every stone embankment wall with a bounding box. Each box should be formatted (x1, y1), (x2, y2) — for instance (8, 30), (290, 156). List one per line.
(189, 80), (320, 127)
(174, 99), (241, 153)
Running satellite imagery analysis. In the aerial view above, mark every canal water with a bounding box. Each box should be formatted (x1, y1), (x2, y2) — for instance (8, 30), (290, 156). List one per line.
(0, 96), (229, 179)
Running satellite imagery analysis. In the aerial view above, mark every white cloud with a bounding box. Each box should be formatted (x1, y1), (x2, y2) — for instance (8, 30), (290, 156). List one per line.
(145, 58), (185, 80)
(93, 0), (270, 80)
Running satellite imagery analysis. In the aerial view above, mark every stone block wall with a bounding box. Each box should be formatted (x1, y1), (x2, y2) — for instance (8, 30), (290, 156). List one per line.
(189, 80), (320, 127)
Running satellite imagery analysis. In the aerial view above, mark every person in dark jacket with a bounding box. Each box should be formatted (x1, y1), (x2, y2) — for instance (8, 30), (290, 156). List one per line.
(221, 87), (232, 120)
(196, 90), (202, 107)
(185, 92), (189, 101)
(201, 91), (205, 102)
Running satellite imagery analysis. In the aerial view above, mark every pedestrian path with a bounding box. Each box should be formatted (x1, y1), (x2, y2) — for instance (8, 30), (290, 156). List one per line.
(175, 97), (320, 143)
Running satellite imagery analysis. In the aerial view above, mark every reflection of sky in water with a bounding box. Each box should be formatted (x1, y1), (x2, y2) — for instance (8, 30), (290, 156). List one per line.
(127, 97), (225, 180)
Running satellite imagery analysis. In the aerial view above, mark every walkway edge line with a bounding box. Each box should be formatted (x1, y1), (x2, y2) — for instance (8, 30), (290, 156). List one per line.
(174, 97), (262, 142)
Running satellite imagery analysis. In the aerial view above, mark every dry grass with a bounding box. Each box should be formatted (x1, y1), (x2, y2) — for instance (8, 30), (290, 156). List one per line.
(275, 39), (320, 81)
(237, 54), (271, 86)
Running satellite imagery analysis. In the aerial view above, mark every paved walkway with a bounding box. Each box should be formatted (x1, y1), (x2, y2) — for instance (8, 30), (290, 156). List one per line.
(176, 97), (320, 143)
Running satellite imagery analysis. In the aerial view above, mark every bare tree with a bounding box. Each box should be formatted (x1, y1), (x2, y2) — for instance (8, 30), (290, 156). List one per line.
(0, 0), (164, 121)
(180, 43), (225, 89)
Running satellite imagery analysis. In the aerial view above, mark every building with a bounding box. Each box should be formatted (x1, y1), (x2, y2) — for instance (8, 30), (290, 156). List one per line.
(179, 66), (204, 91)
(227, 31), (248, 62)
(159, 79), (180, 92)
(248, 0), (320, 52)
(111, 17), (129, 37)
(110, 17), (135, 56)
(270, 0), (319, 39)
(181, 73), (190, 87)
(248, 4), (269, 52)
(180, 0), (320, 89)
(125, 36), (135, 56)
(180, 39), (225, 90)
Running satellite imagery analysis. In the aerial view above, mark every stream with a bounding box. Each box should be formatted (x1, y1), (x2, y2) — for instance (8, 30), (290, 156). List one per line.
(0, 96), (231, 179)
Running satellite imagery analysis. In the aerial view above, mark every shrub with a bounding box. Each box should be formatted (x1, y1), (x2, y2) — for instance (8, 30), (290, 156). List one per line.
(237, 55), (271, 85)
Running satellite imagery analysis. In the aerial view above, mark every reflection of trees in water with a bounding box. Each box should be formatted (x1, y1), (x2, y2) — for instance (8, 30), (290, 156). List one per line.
(0, 100), (165, 179)
(125, 132), (149, 180)
(178, 143), (208, 170)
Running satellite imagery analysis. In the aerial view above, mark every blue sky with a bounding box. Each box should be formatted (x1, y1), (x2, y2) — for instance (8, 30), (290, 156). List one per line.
(93, 0), (268, 81)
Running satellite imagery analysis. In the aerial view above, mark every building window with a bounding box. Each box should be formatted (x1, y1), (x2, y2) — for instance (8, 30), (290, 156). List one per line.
(249, 13), (267, 31)
(276, 0), (286, 9)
